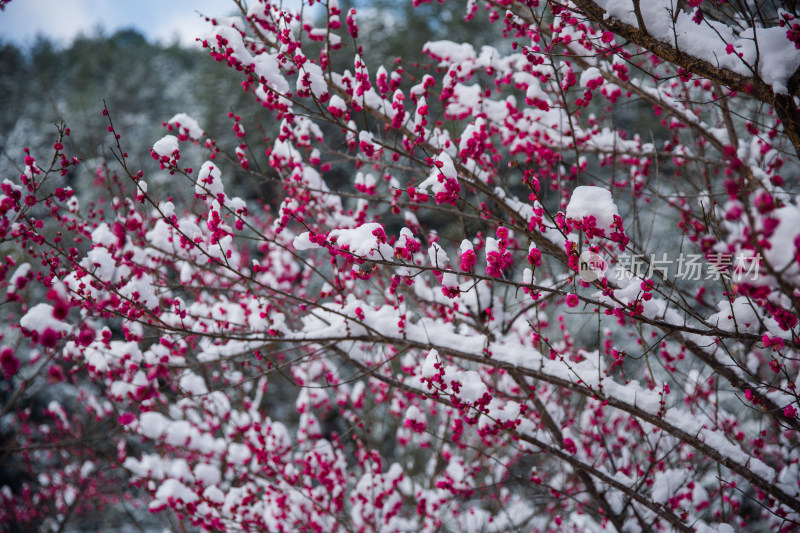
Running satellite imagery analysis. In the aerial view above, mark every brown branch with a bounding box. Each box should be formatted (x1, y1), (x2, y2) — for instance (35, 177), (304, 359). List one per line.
(340, 349), (692, 532)
(571, 0), (800, 159)
(509, 371), (627, 532)
(324, 333), (800, 514)
(789, 65), (800, 96)
(632, 0), (647, 33)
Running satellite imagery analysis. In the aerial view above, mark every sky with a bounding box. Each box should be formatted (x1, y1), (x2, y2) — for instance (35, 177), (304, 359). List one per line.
(0, 0), (232, 48)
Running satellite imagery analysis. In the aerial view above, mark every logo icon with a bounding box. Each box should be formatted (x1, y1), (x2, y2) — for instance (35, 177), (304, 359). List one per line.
(579, 251), (608, 282)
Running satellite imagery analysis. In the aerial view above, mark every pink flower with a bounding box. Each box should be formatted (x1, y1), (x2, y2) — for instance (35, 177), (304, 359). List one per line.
(40, 328), (60, 348)
(486, 250), (512, 277)
(346, 8), (359, 39)
(0, 346), (20, 377)
(460, 249), (477, 272)
(785, 405), (798, 418)
(566, 294), (579, 308)
(77, 328), (95, 347)
(441, 286), (461, 299)
(52, 300), (69, 320)
(762, 334), (784, 351)
(48, 364), (65, 383)
(563, 437), (577, 454)
(527, 247), (542, 267)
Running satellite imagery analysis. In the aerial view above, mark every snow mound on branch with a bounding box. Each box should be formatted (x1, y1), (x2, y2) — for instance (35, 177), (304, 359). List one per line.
(195, 162), (224, 199)
(423, 41), (476, 64)
(139, 411), (169, 440)
(707, 297), (762, 333)
(428, 242), (449, 269)
(7, 263), (31, 295)
(565, 185), (618, 232)
(416, 152), (458, 196)
(119, 274), (159, 310)
(297, 60), (327, 98)
(762, 205), (800, 273)
(328, 223), (392, 258)
(90, 223), (116, 247)
(20, 304), (71, 334)
(154, 479), (198, 505)
(82, 247), (120, 283)
(152, 135), (178, 157)
(421, 349), (440, 378)
(168, 113), (204, 140)
(292, 232), (319, 251)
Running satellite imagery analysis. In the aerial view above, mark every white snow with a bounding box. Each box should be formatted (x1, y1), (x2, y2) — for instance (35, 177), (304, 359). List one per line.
(423, 41), (477, 64)
(707, 297), (762, 333)
(458, 370), (488, 403)
(179, 372), (209, 396)
(565, 186), (619, 232)
(152, 135), (179, 157)
(168, 113), (204, 140)
(203, 485), (225, 504)
(90, 223), (116, 247)
(139, 411), (169, 440)
(428, 242), (450, 269)
(7, 263), (31, 294)
(82, 247), (118, 282)
(328, 94), (347, 114)
(416, 152), (458, 196)
(293, 232), (320, 251)
(119, 273), (159, 310)
(196, 162), (224, 199)
(20, 304), (71, 334)
(298, 61), (328, 97)
(421, 349), (440, 378)
(154, 478), (198, 504)
(651, 469), (688, 504)
(579, 66), (603, 87)
(405, 405), (425, 425)
(328, 223), (391, 258)
(762, 205), (800, 272)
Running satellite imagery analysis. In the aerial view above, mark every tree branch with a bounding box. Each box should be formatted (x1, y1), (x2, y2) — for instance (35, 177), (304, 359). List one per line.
(571, 0), (800, 159)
